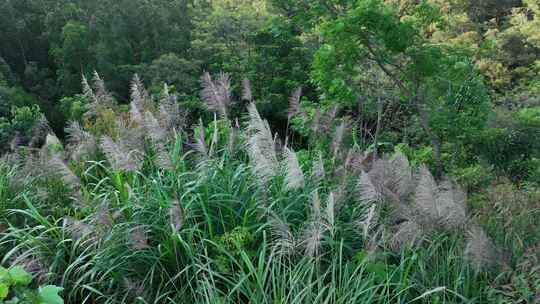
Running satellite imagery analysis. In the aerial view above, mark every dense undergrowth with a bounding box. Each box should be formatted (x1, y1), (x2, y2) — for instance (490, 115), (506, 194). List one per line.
(0, 74), (538, 304)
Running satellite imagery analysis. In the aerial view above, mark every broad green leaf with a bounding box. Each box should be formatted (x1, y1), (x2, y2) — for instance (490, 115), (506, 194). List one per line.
(0, 283), (9, 300)
(38, 285), (64, 304)
(8, 266), (32, 286)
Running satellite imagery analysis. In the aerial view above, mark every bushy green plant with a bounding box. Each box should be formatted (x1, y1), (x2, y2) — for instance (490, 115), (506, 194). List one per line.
(450, 164), (494, 192)
(0, 105), (43, 154)
(474, 106), (540, 181)
(0, 86), (37, 119)
(58, 95), (88, 122)
(0, 265), (63, 304)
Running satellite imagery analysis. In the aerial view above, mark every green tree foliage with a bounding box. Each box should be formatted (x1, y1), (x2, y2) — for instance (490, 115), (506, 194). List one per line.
(0, 0), (192, 99)
(191, 0), (269, 74)
(311, 0), (489, 172)
(51, 21), (93, 94)
(145, 53), (201, 96)
(475, 106), (540, 181)
(247, 18), (313, 122)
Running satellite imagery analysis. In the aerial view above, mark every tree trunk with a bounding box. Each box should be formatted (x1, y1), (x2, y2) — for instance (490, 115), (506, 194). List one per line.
(373, 96), (383, 159)
(365, 42), (444, 175)
(355, 96), (365, 147)
(416, 103), (443, 177)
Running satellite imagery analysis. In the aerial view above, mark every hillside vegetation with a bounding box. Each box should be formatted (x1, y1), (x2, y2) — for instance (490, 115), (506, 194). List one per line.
(0, 0), (539, 303)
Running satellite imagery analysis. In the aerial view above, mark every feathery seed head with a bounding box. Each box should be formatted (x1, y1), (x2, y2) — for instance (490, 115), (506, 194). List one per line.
(100, 135), (142, 172)
(389, 220), (424, 251)
(464, 226), (499, 273)
(321, 105), (338, 134)
(65, 121), (97, 161)
(283, 147), (305, 190)
(331, 121), (347, 159)
(288, 87), (302, 120)
(129, 225), (150, 250)
(63, 216), (93, 241)
(269, 214), (296, 256)
(357, 204), (377, 238)
(200, 71), (232, 118)
(312, 152), (326, 183)
(246, 103), (279, 186)
(358, 171), (382, 204)
(242, 78), (253, 101)
(169, 200), (183, 233)
(311, 108), (321, 134)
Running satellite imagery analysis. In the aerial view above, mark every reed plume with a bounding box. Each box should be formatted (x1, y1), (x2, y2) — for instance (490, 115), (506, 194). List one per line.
(464, 226), (499, 273)
(287, 87), (302, 120)
(283, 147), (305, 190)
(65, 121), (97, 161)
(200, 71), (232, 119)
(242, 78), (253, 102)
(246, 103), (278, 185)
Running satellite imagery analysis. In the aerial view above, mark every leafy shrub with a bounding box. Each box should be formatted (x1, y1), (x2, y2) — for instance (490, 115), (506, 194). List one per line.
(470, 181), (540, 303)
(0, 86), (37, 119)
(0, 105), (43, 154)
(395, 143), (435, 168)
(475, 107), (540, 181)
(450, 164), (494, 192)
(58, 95), (88, 122)
(0, 265), (63, 304)
(145, 53), (201, 96)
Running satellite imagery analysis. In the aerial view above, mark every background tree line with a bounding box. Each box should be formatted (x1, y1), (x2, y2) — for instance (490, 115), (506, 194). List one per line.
(1, 0), (540, 184)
